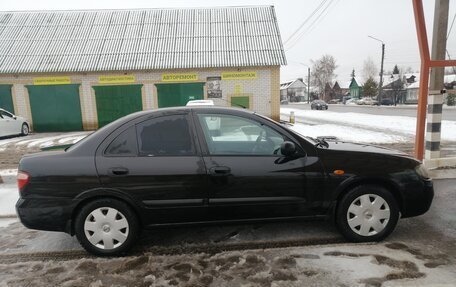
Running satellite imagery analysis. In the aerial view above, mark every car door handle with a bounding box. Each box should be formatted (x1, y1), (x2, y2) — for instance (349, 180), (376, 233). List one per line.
(109, 167), (129, 176)
(209, 166), (231, 176)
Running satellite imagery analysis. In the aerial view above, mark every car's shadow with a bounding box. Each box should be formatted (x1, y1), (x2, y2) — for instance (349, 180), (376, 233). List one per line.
(137, 220), (341, 252)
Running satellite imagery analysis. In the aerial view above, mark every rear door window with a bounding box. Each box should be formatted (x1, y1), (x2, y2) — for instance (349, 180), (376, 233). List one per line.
(136, 114), (195, 156)
(105, 126), (138, 156)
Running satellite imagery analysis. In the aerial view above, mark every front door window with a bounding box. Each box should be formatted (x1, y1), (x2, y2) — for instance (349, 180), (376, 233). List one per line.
(197, 114), (285, 156)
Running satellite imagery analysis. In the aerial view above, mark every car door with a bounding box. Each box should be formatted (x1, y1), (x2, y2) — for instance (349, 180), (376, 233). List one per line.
(193, 110), (316, 221)
(95, 111), (208, 225)
(0, 113), (7, 137)
(0, 110), (16, 136)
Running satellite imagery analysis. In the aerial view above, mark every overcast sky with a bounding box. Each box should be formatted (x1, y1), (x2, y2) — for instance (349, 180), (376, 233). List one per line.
(1, 0), (455, 83)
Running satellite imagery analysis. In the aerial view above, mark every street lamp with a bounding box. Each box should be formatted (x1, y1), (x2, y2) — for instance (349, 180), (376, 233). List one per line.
(368, 35), (385, 102)
(299, 63), (311, 103)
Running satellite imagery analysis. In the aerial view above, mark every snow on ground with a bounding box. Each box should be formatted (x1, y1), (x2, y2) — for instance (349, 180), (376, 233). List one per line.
(281, 108), (456, 143)
(290, 123), (409, 144)
(0, 242), (454, 286)
(0, 169), (18, 217)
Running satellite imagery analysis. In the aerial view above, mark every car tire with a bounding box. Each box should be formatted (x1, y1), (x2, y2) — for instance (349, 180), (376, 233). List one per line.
(74, 198), (140, 256)
(336, 185), (399, 242)
(21, 123), (29, 136)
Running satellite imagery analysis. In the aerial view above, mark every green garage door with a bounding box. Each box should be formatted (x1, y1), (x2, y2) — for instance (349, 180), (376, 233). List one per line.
(0, 85), (14, 113)
(93, 85), (143, 128)
(156, 83), (204, 108)
(27, 84), (83, 132)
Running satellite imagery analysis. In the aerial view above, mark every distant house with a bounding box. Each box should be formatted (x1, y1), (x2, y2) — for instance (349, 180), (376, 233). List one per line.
(349, 77), (363, 99)
(381, 74), (406, 104)
(280, 78), (308, 102)
(405, 74), (456, 104)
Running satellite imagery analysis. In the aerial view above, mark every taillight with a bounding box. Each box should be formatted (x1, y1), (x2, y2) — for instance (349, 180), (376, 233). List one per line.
(17, 171), (30, 190)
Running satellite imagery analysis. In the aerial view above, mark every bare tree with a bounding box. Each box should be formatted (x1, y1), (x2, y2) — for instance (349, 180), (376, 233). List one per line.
(311, 55), (337, 98)
(362, 56), (378, 82)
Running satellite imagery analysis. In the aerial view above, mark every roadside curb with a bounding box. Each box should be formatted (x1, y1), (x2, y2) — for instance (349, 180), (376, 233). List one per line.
(429, 169), (456, 180)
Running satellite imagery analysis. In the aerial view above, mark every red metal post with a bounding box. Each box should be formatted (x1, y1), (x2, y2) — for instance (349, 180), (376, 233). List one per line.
(412, 0), (431, 160)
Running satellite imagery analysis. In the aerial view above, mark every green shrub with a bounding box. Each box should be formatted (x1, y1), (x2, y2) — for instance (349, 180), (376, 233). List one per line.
(447, 94), (456, 106)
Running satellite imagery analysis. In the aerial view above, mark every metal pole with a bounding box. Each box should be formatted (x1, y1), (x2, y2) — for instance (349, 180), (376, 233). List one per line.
(368, 36), (385, 102)
(378, 43), (385, 102)
(307, 67), (311, 103)
(425, 0), (449, 159)
(412, 0), (431, 160)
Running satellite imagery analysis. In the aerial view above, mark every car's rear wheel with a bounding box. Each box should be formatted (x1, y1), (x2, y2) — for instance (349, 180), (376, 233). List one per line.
(75, 198), (139, 256)
(21, 123), (29, 136)
(336, 185), (399, 242)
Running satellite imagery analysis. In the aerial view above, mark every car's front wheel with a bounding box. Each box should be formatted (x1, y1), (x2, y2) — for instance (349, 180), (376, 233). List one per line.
(21, 123), (29, 136)
(336, 185), (399, 242)
(75, 198), (139, 256)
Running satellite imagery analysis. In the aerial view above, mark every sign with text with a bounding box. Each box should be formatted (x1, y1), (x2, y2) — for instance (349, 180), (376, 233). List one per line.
(221, 72), (257, 80)
(99, 75), (136, 84)
(33, 77), (71, 85)
(162, 73), (198, 82)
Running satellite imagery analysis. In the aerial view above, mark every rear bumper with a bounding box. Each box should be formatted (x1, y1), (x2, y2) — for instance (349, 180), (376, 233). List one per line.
(401, 179), (434, 218)
(16, 197), (75, 233)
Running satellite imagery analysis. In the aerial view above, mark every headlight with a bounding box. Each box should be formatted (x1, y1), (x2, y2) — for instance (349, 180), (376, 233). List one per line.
(415, 164), (430, 179)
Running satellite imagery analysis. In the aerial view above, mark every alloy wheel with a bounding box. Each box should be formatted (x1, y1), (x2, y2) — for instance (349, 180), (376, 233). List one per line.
(22, 124), (29, 135)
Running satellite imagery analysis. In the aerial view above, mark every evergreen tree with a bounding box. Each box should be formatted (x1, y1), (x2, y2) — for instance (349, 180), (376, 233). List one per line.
(393, 65), (400, 74)
(363, 77), (378, 98)
(350, 69), (356, 78)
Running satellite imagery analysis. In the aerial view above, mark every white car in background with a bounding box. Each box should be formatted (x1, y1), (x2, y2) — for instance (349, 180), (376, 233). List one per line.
(186, 99), (215, 106)
(0, 108), (30, 137)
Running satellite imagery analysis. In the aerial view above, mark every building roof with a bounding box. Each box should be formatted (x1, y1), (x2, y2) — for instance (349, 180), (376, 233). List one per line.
(280, 78), (306, 90)
(0, 6), (286, 74)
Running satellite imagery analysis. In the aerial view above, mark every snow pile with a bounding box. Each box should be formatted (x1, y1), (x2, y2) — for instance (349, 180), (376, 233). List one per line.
(281, 108), (456, 143)
(0, 169), (18, 217)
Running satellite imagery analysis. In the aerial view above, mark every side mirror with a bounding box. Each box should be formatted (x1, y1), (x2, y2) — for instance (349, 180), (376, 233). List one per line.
(280, 141), (296, 157)
(13, 116), (17, 120)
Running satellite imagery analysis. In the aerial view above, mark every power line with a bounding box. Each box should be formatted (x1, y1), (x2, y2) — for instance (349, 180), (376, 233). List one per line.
(283, 0), (328, 46)
(285, 0), (337, 50)
(446, 10), (456, 39)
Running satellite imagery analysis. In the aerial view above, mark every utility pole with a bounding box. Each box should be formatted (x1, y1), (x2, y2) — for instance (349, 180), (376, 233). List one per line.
(307, 67), (311, 103)
(378, 43), (385, 102)
(368, 36), (385, 102)
(425, 0), (449, 159)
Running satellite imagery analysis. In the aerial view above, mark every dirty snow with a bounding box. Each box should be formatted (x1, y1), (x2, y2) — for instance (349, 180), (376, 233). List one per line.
(0, 242), (454, 287)
(281, 108), (456, 143)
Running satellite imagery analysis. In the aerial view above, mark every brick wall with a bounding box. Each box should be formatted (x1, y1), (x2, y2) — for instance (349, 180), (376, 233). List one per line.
(0, 65), (280, 131)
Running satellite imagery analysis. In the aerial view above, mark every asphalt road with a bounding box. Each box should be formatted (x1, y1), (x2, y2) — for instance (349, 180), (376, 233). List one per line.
(285, 103), (456, 121)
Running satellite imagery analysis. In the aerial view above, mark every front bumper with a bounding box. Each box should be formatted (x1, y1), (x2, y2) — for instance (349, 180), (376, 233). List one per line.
(401, 179), (434, 218)
(16, 197), (76, 233)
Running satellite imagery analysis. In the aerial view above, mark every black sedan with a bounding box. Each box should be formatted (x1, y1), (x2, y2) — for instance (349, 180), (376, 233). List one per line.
(16, 107), (433, 256)
(311, 100), (328, 110)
